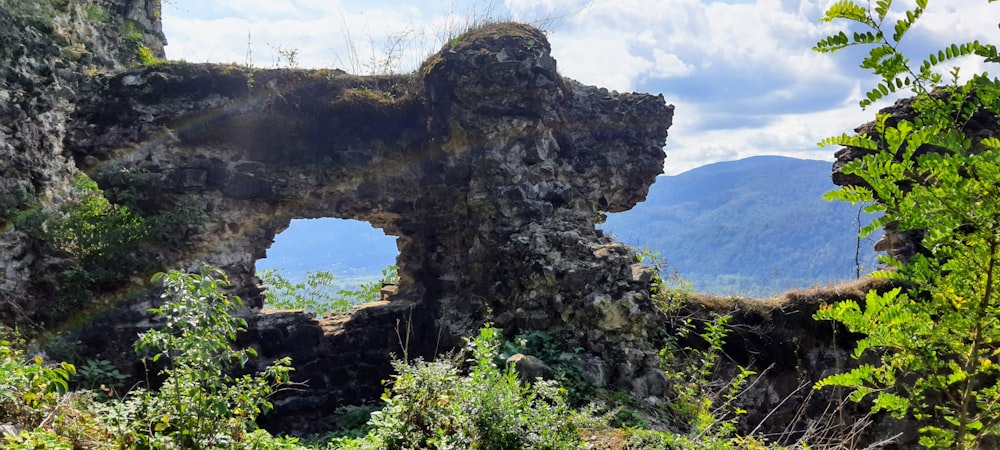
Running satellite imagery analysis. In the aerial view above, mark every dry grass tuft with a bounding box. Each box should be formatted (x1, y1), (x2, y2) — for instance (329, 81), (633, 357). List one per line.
(683, 276), (903, 316)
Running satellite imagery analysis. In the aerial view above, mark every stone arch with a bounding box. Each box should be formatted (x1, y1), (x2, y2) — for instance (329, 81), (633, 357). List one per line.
(68, 22), (674, 429)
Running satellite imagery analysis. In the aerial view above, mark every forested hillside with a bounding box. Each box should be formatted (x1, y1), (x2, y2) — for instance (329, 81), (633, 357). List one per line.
(604, 156), (880, 296)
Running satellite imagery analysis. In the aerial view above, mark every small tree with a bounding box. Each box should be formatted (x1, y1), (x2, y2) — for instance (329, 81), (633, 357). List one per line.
(811, 0), (1000, 448)
(130, 267), (294, 448)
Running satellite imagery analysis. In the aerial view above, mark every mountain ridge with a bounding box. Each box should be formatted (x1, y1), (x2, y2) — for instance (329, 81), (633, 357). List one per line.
(603, 155), (880, 297)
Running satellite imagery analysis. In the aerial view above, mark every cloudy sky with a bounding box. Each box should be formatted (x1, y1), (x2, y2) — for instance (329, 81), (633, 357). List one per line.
(161, 0), (1000, 175)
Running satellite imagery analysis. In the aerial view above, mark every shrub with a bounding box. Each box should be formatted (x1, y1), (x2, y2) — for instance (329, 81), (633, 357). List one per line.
(0, 326), (75, 428)
(339, 324), (606, 449)
(0, 0), (56, 32)
(136, 45), (157, 65)
(500, 329), (597, 405)
(3, 428), (73, 449)
(74, 358), (127, 391)
(121, 266), (296, 448)
(342, 264), (400, 304)
(81, 3), (109, 23)
(621, 252), (774, 449)
(11, 172), (204, 325)
(0, 327), (113, 448)
(660, 313), (755, 438)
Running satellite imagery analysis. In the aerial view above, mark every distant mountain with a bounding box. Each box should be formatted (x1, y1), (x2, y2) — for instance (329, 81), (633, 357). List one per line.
(602, 156), (881, 297)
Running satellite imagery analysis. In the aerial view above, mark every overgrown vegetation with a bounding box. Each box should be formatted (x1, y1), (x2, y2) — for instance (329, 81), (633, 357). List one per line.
(119, 21), (157, 66)
(626, 251), (775, 448)
(125, 268), (295, 448)
(660, 313), (756, 439)
(260, 265), (399, 316)
(13, 0), (1000, 447)
(321, 296), (777, 449)
(0, 327), (76, 436)
(329, 324), (606, 449)
(811, 0), (1000, 448)
(2, 267), (299, 448)
(0, 0), (157, 65)
(0, 262), (799, 449)
(500, 329), (598, 405)
(10, 172), (201, 326)
(0, 0), (58, 31)
(80, 3), (108, 24)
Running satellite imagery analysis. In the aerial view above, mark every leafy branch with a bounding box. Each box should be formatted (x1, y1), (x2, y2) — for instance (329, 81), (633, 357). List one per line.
(812, 0), (1000, 448)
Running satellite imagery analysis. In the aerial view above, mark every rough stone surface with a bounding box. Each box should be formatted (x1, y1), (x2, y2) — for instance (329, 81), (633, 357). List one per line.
(506, 353), (553, 382)
(243, 301), (434, 433)
(0, 3), (941, 445)
(677, 277), (921, 448)
(1, 10), (676, 431)
(0, 0), (164, 326)
(65, 22), (672, 393)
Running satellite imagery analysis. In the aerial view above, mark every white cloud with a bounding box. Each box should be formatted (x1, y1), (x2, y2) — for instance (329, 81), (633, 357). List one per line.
(912, 0), (999, 42)
(162, 1), (460, 70)
(662, 99), (872, 175)
(548, 29), (654, 91)
(651, 50), (695, 78)
(162, 0), (998, 175)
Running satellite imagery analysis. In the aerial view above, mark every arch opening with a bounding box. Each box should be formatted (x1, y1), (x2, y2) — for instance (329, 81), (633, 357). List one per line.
(256, 218), (400, 314)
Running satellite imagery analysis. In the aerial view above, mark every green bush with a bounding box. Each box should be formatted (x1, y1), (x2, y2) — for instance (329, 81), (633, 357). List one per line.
(122, 267), (295, 448)
(614, 253), (777, 449)
(81, 3), (108, 23)
(41, 173), (150, 263)
(0, 0), (56, 32)
(500, 329), (597, 405)
(344, 265), (400, 304)
(0, 327), (113, 448)
(14, 172), (144, 311)
(74, 358), (127, 391)
(12, 172), (203, 323)
(136, 45), (157, 65)
(2, 265), (790, 449)
(660, 313), (754, 438)
(336, 324), (606, 449)
(0, 327), (75, 428)
(3, 428), (73, 449)
(0, 267), (304, 449)
(261, 269), (349, 315)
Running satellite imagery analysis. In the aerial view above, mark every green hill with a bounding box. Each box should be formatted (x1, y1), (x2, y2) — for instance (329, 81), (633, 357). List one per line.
(603, 156), (881, 297)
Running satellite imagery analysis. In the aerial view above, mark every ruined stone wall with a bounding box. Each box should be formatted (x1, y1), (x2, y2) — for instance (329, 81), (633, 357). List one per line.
(2, 5), (678, 428)
(0, 0), (164, 326)
(679, 279), (912, 447)
(69, 22), (672, 420)
(0, 3), (930, 443)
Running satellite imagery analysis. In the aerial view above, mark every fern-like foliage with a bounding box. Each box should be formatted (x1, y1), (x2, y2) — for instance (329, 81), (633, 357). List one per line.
(814, 0), (993, 109)
(814, 0), (1000, 447)
(818, 0), (876, 27)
